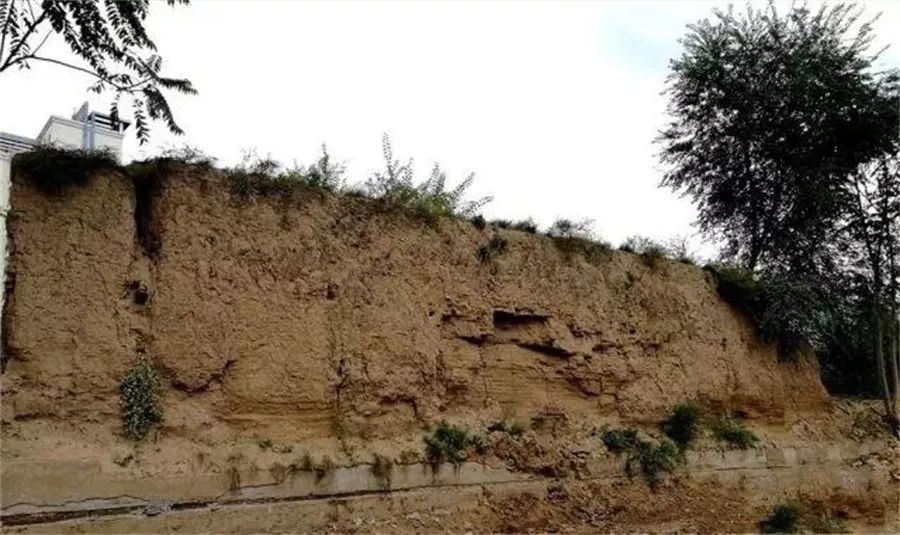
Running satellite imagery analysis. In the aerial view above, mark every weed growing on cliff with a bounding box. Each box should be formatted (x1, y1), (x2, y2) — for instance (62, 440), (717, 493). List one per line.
(547, 218), (611, 263)
(471, 214), (487, 230)
(366, 134), (491, 223)
(710, 415), (759, 449)
(119, 358), (163, 441)
(511, 218), (538, 234)
(477, 235), (508, 263)
(370, 453), (393, 489)
(491, 218), (538, 233)
(760, 503), (799, 533)
(660, 403), (701, 449)
(13, 146), (120, 194)
(424, 421), (472, 464)
(303, 144), (346, 191)
(487, 420), (526, 437)
(227, 146), (344, 197)
(600, 427), (639, 453)
(602, 426), (681, 487)
(629, 438), (680, 487)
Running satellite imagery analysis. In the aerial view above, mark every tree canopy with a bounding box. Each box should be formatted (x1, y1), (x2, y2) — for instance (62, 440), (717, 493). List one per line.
(661, 1), (900, 431)
(659, 2), (898, 272)
(0, 0), (195, 143)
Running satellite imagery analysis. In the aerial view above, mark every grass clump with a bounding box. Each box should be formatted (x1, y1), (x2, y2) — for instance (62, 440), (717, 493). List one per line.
(12, 145), (119, 194)
(487, 420), (526, 437)
(601, 427), (639, 453)
(630, 438), (680, 487)
(119, 358), (163, 441)
(510, 218), (538, 233)
(424, 421), (472, 464)
(477, 235), (508, 263)
(760, 503), (800, 533)
(660, 402), (702, 449)
(602, 425), (681, 487)
(710, 415), (759, 449)
(547, 217), (610, 263)
(228, 145), (345, 197)
(365, 134), (490, 224)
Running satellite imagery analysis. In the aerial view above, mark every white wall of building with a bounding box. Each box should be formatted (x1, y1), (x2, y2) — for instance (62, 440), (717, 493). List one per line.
(38, 116), (125, 154)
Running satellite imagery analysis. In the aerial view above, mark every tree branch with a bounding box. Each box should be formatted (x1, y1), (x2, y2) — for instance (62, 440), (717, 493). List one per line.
(12, 54), (151, 91)
(0, 8), (47, 72)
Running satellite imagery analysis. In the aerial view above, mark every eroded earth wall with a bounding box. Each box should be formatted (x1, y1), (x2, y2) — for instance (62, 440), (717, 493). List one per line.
(1, 167), (895, 533)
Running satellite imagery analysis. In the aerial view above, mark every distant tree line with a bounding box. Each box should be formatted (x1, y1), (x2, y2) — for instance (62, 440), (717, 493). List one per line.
(660, 2), (899, 432)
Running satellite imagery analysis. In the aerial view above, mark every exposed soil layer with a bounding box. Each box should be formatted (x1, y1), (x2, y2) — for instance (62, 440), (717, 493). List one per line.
(1, 167), (895, 533)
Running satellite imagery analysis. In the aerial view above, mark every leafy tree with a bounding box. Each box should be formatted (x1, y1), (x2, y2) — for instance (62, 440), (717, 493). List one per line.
(661, 1), (900, 431)
(842, 154), (900, 429)
(0, 0), (195, 143)
(659, 2), (897, 272)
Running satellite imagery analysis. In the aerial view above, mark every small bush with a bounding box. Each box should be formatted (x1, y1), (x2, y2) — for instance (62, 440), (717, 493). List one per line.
(547, 218), (611, 262)
(490, 219), (512, 229)
(760, 503), (799, 533)
(156, 144), (217, 168)
(488, 420), (526, 437)
(602, 426), (682, 487)
(710, 416), (759, 449)
(547, 218), (594, 240)
(471, 214), (487, 229)
(660, 403), (701, 449)
(477, 235), (508, 263)
(120, 359), (164, 440)
(510, 218), (538, 234)
(365, 134), (490, 223)
(258, 438), (273, 450)
(13, 145), (120, 194)
(631, 438), (680, 487)
(302, 144), (346, 191)
(227, 146), (344, 197)
(424, 421), (472, 464)
(601, 427), (639, 453)
(709, 264), (760, 313)
(620, 235), (670, 267)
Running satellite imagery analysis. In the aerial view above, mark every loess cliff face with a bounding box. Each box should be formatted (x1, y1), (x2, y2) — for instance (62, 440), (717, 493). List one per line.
(2, 168), (827, 441)
(8, 167), (894, 534)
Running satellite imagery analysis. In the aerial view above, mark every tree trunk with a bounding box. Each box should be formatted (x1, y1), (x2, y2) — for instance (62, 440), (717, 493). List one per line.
(874, 314), (900, 436)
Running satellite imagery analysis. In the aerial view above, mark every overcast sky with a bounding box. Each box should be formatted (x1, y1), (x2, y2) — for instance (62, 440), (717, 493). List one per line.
(2, 0), (898, 254)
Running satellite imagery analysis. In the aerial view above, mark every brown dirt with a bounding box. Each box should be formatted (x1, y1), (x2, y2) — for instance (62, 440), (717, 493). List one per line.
(1, 166), (894, 533)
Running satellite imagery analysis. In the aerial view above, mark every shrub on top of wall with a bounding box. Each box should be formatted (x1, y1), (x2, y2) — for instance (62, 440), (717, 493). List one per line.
(12, 146), (120, 194)
(546, 217), (611, 263)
